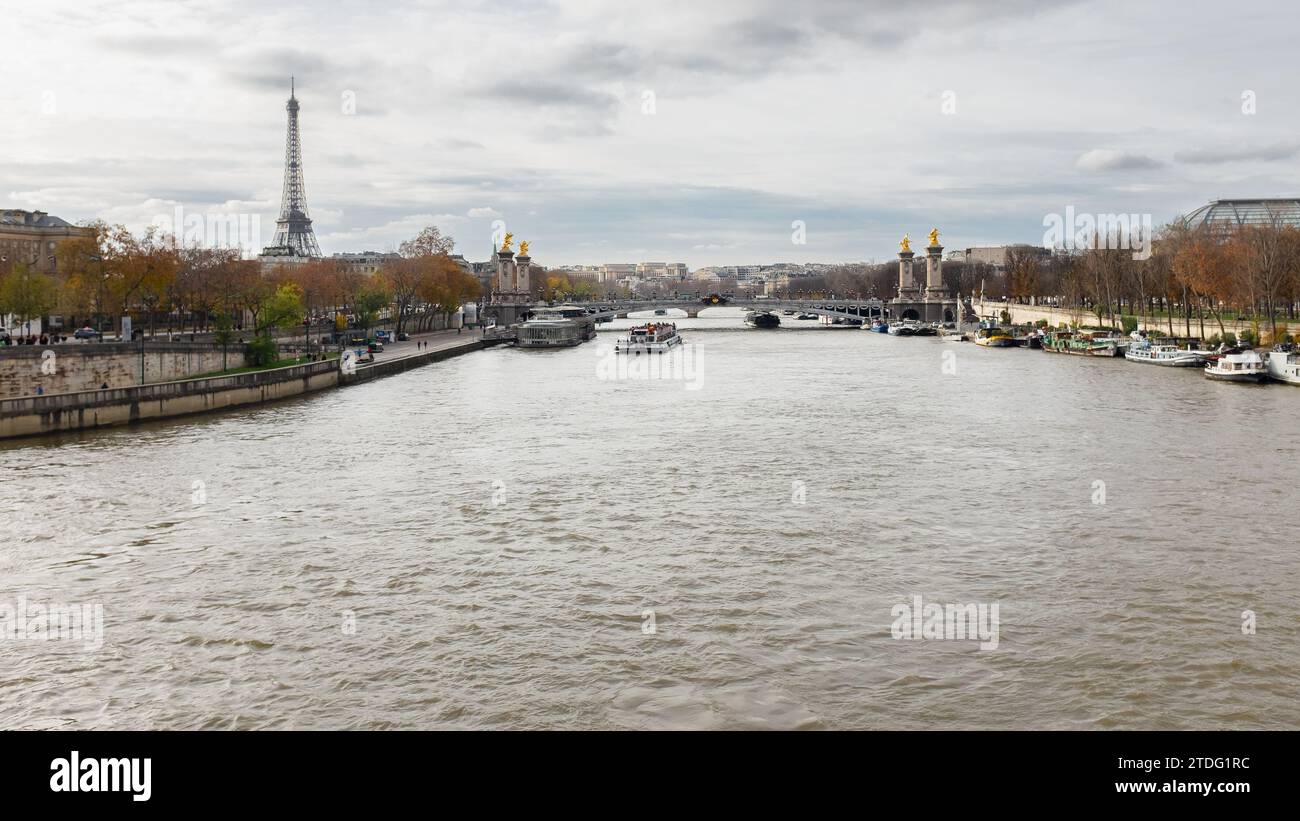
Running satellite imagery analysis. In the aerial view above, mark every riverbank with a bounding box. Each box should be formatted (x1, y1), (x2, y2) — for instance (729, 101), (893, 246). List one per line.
(983, 301), (1295, 340)
(0, 330), (486, 441)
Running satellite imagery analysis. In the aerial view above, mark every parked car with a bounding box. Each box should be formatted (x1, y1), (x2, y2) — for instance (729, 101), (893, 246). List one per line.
(73, 327), (102, 340)
(368, 340), (384, 353)
(374, 330), (391, 343)
(396, 332), (409, 341)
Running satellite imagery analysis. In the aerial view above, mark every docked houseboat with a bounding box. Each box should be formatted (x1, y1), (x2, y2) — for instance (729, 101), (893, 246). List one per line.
(1124, 333), (1204, 366)
(972, 326), (1015, 347)
(1043, 329), (1127, 357)
(1204, 347), (1268, 382)
(1266, 345), (1300, 385)
(515, 305), (598, 348)
(615, 322), (683, 355)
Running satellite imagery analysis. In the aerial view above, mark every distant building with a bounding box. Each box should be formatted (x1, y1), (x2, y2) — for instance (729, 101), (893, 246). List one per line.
(259, 245), (316, 269)
(1183, 198), (1300, 230)
(0, 209), (94, 274)
(599, 263), (637, 282)
(963, 245), (1050, 270)
(331, 251), (400, 275)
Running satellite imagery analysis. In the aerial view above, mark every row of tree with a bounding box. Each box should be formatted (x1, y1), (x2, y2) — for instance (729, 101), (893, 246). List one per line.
(0, 222), (481, 352)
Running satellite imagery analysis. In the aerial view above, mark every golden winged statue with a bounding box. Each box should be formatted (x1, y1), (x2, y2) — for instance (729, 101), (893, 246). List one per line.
(928, 228), (940, 246)
(900, 233), (911, 253)
(501, 232), (513, 252)
(519, 240), (529, 256)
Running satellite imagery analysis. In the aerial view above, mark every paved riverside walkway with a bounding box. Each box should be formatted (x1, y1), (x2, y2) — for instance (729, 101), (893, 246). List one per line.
(365, 327), (482, 364)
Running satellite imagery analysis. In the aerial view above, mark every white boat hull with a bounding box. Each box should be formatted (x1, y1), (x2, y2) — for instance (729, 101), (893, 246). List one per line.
(615, 335), (684, 355)
(1125, 351), (1203, 366)
(1205, 367), (1267, 382)
(1267, 352), (1300, 384)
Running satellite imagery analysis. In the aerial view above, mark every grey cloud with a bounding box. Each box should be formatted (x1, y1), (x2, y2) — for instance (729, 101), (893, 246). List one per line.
(1076, 149), (1162, 172)
(96, 33), (219, 56)
(485, 80), (620, 113)
(1174, 143), (1300, 164)
(224, 49), (340, 92)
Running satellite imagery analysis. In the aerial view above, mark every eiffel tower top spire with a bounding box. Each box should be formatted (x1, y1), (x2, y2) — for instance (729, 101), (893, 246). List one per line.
(267, 76), (322, 258)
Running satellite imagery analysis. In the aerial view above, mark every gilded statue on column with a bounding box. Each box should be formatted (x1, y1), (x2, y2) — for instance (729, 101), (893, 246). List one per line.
(928, 228), (940, 247)
(900, 234), (911, 253)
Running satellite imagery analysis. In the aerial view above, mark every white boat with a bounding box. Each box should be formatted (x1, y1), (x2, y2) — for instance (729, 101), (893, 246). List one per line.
(1265, 345), (1300, 385)
(887, 320), (922, 336)
(1204, 347), (1267, 383)
(1124, 333), (1204, 366)
(615, 322), (683, 355)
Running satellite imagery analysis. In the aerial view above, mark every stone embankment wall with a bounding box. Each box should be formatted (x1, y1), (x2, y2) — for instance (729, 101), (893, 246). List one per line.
(0, 342), (248, 399)
(0, 359), (337, 440)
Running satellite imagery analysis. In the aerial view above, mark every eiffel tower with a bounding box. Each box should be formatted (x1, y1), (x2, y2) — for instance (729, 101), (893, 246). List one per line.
(267, 77), (322, 258)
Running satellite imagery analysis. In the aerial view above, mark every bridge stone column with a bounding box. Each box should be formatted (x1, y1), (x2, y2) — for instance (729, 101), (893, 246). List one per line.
(515, 254), (531, 296)
(925, 244), (947, 296)
(495, 249), (517, 296)
(897, 250), (918, 297)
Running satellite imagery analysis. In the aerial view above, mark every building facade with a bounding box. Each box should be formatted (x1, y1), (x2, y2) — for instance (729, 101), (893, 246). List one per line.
(963, 245), (1051, 270)
(0, 210), (94, 274)
(331, 251), (400, 275)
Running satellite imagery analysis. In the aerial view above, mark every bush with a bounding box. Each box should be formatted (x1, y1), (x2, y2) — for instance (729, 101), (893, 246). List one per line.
(1240, 328), (1259, 347)
(1036, 318), (1049, 329)
(1206, 334), (1222, 348)
(1000, 309), (1011, 324)
(247, 334), (279, 367)
(1222, 331), (1237, 347)
(1121, 315), (1138, 335)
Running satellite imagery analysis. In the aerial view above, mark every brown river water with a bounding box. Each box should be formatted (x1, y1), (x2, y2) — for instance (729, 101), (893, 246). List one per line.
(2, 313), (1297, 729)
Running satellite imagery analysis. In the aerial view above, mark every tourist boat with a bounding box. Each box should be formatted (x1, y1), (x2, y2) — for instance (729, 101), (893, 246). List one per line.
(887, 320), (922, 336)
(972, 326), (1015, 347)
(615, 322), (683, 355)
(865, 319), (890, 333)
(1265, 345), (1300, 385)
(1124, 333), (1204, 366)
(744, 311), (781, 329)
(1204, 347), (1268, 382)
(1043, 329), (1127, 357)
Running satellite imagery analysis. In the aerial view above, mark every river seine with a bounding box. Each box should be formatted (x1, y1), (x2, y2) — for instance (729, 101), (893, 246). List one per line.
(2, 312), (1297, 729)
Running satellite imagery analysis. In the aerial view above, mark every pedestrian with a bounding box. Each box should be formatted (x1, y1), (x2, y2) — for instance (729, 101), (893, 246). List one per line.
(100, 382), (108, 390)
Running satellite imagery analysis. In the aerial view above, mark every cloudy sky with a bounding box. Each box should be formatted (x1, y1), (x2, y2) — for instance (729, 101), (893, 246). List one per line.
(3, 0), (1298, 266)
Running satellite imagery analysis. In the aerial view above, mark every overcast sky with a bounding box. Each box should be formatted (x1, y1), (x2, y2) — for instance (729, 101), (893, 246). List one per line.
(3, 0), (1298, 266)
